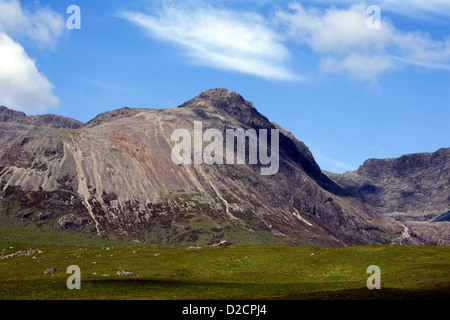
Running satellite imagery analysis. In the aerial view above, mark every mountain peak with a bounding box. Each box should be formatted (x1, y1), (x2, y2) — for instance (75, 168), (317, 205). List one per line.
(199, 87), (244, 101)
(178, 88), (256, 111)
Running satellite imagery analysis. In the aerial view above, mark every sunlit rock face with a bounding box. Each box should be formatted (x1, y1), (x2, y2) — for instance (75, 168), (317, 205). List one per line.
(0, 89), (448, 246)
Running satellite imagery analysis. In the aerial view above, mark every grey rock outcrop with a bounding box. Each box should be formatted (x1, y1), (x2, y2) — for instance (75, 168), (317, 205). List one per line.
(44, 267), (56, 274)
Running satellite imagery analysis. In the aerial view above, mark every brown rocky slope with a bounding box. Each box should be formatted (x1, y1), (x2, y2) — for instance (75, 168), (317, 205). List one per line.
(0, 89), (448, 246)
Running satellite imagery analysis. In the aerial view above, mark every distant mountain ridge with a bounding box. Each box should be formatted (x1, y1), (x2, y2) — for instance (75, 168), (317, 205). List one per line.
(325, 149), (449, 221)
(325, 148), (450, 244)
(0, 106), (83, 150)
(0, 89), (448, 246)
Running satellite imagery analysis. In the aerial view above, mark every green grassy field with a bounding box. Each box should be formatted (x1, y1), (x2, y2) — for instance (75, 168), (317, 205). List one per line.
(0, 227), (449, 300)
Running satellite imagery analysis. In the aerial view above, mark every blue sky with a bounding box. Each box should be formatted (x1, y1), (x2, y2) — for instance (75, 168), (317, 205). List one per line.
(0, 0), (449, 173)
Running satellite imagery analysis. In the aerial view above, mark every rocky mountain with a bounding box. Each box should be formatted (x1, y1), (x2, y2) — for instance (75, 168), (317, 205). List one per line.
(325, 148), (450, 245)
(0, 89), (448, 246)
(0, 106), (83, 150)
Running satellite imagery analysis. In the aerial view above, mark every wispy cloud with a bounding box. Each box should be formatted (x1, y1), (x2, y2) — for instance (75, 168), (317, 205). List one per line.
(119, 1), (450, 83)
(316, 154), (355, 174)
(307, 143), (356, 173)
(321, 54), (395, 83)
(0, 0), (65, 48)
(275, 2), (450, 82)
(304, 0), (450, 19)
(119, 2), (299, 81)
(379, 0), (450, 18)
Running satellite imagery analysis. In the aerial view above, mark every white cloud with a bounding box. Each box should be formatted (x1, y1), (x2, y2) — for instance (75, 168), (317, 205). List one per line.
(276, 2), (450, 81)
(0, 0), (63, 113)
(119, 3), (298, 81)
(277, 3), (387, 52)
(390, 55), (450, 71)
(321, 54), (395, 82)
(304, 0), (450, 19)
(0, 0), (64, 47)
(0, 33), (59, 113)
(364, 0), (450, 19)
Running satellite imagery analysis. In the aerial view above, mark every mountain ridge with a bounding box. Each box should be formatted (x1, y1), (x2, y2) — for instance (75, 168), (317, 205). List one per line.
(0, 105), (84, 150)
(0, 88), (448, 246)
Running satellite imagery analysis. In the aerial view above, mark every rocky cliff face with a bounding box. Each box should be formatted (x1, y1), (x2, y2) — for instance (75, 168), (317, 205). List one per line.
(325, 148), (450, 245)
(0, 89), (448, 246)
